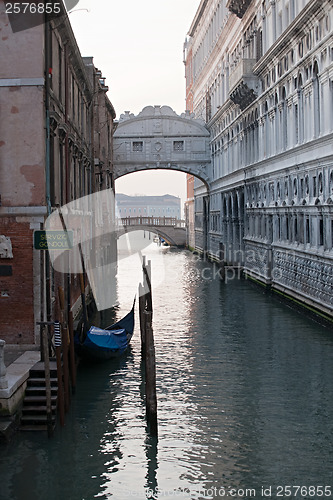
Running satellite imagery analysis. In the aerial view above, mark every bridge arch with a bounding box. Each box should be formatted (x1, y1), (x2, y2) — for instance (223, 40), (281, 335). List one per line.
(113, 105), (212, 189)
(117, 217), (186, 247)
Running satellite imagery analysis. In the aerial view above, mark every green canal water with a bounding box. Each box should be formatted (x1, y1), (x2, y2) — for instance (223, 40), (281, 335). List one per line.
(1, 241), (333, 500)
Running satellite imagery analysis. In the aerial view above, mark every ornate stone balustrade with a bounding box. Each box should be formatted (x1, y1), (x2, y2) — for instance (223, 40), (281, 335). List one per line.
(244, 239), (333, 316)
(272, 247), (333, 313)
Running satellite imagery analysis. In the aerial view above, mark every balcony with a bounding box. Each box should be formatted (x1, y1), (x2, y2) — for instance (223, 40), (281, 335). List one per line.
(226, 0), (252, 18)
(229, 58), (259, 110)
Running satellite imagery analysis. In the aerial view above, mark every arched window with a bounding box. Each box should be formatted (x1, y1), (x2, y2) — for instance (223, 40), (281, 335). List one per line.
(264, 101), (269, 157)
(275, 93), (279, 152)
(319, 218), (324, 246)
(294, 217), (298, 242)
(254, 108), (259, 161)
(313, 61), (320, 137)
(297, 74), (304, 143)
(305, 217), (310, 244)
(281, 87), (288, 149)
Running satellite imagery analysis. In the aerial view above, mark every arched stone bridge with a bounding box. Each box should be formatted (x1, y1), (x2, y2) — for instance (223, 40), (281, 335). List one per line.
(113, 105), (212, 188)
(117, 216), (186, 247)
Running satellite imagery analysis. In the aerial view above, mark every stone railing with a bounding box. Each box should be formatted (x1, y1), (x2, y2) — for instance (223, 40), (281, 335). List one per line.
(118, 216), (186, 228)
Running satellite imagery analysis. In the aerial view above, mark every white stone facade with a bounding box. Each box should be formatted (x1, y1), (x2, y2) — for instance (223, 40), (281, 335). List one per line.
(185, 0), (333, 318)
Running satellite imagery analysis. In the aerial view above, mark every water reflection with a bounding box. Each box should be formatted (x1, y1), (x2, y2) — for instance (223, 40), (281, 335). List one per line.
(144, 436), (158, 497)
(1, 245), (333, 500)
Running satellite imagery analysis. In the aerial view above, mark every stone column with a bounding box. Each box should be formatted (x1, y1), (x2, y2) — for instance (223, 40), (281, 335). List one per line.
(0, 340), (8, 390)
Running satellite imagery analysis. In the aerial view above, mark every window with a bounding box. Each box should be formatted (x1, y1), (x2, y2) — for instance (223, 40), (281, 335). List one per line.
(257, 28), (263, 61)
(294, 103), (298, 143)
(306, 218), (310, 244)
(58, 44), (63, 100)
(72, 76), (75, 118)
(133, 141), (143, 152)
(173, 141), (184, 151)
(319, 218), (324, 246)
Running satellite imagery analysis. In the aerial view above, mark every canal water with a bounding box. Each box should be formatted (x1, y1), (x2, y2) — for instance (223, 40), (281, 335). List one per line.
(1, 238), (333, 500)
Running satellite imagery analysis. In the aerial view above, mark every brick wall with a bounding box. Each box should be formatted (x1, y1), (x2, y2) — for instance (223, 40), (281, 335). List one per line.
(0, 217), (35, 344)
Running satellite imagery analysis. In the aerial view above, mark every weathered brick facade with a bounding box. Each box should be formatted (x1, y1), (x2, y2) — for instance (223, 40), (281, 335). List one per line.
(0, 0), (116, 345)
(0, 219), (34, 343)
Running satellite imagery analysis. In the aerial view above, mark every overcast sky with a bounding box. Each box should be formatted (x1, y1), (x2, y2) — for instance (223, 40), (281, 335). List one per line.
(70, 0), (200, 209)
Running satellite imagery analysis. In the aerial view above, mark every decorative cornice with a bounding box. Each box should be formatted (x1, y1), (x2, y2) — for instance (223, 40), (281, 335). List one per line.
(188, 0), (209, 37)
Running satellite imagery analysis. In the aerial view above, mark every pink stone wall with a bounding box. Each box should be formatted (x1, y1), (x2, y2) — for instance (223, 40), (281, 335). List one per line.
(0, 86), (45, 206)
(0, 3), (45, 207)
(0, 2), (44, 79)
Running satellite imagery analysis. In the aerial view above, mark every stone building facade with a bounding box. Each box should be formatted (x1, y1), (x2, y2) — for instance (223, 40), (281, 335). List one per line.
(185, 0), (333, 319)
(0, 0), (116, 345)
(116, 193), (182, 219)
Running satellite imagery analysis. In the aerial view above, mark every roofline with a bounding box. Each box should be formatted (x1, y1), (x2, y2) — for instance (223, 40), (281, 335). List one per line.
(188, 0), (209, 37)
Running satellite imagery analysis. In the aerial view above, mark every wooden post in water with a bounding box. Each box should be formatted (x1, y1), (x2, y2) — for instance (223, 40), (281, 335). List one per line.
(42, 326), (53, 437)
(138, 283), (147, 355)
(144, 310), (158, 437)
(68, 310), (76, 394)
(62, 325), (70, 412)
(219, 242), (225, 280)
(140, 256), (157, 437)
(58, 287), (70, 412)
(79, 273), (89, 332)
(142, 258), (152, 314)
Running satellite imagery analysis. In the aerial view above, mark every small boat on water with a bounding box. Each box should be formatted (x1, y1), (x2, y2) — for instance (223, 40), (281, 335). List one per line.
(75, 300), (135, 361)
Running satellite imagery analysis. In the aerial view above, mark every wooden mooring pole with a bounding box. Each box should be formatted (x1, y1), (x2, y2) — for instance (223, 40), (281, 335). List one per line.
(58, 287), (70, 412)
(138, 283), (147, 355)
(139, 257), (158, 438)
(68, 310), (76, 394)
(144, 310), (158, 437)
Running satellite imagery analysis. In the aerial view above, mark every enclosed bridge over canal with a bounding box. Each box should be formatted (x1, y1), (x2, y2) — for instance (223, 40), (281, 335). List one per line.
(113, 104), (212, 190)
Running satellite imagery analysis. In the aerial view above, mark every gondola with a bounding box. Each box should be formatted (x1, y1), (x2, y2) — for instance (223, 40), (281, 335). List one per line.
(75, 300), (135, 361)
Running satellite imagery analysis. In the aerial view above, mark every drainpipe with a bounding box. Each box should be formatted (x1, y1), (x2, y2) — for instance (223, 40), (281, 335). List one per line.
(44, 15), (52, 327)
(45, 16), (51, 216)
(64, 43), (70, 203)
(63, 42), (72, 330)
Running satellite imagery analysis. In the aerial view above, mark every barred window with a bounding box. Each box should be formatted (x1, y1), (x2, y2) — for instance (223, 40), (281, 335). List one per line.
(173, 141), (184, 151)
(133, 141), (143, 152)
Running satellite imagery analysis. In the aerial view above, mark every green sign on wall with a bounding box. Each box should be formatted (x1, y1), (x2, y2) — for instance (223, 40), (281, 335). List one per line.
(34, 230), (73, 250)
